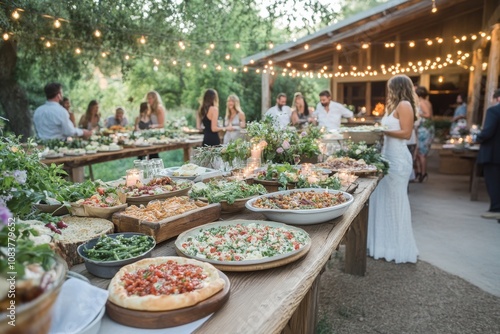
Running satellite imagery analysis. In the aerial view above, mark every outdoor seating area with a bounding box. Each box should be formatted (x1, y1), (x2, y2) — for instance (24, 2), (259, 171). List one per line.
(1, 1), (499, 334)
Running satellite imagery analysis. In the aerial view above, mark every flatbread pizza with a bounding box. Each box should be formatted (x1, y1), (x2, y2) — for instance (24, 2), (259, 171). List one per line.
(108, 256), (225, 311)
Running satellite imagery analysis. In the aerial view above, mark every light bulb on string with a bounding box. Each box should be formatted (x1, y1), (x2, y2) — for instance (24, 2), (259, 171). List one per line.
(3, 33), (9, 41)
(286, 62), (291, 67)
(205, 49), (210, 55)
(487, 36), (491, 40)
(225, 54), (231, 60)
(94, 30), (101, 38)
(336, 44), (342, 50)
(45, 41), (51, 48)
(250, 59), (254, 64)
(12, 10), (20, 20)
(187, 62), (191, 67)
(216, 65), (222, 71)
(235, 42), (240, 48)
(471, 35), (477, 40)
(431, 0), (437, 13)
(268, 42), (274, 49)
(461, 35), (467, 41)
(202, 64), (207, 69)
(437, 38), (443, 43)
(210, 43), (215, 49)
(480, 32), (486, 37)
(427, 40), (433, 46)
(101, 52), (107, 58)
(243, 67), (248, 72)
(172, 60), (177, 65)
(54, 19), (61, 29)
(361, 43), (369, 49)
(139, 36), (146, 44)
(454, 38), (460, 43)
(75, 48), (81, 54)
(125, 54), (130, 60)
(409, 41), (415, 47)
(304, 44), (309, 50)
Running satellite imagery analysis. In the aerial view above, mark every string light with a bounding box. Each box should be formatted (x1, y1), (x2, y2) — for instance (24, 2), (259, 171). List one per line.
(101, 52), (107, 58)
(235, 42), (240, 48)
(3, 33), (9, 41)
(437, 38), (443, 43)
(210, 43), (215, 49)
(268, 42), (274, 49)
(54, 19), (61, 28)
(243, 67), (248, 72)
(172, 60), (177, 65)
(438, 76), (443, 83)
(250, 60), (254, 64)
(12, 10), (20, 20)
(45, 41), (51, 48)
(336, 44), (342, 50)
(125, 54), (130, 60)
(286, 62), (291, 67)
(471, 35), (477, 40)
(454, 38), (460, 43)
(487, 35), (491, 40)
(304, 44), (309, 50)
(205, 49), (210, 55)
(361, 43), (369, 49)
(268, 60), (273, 64)
(427, 40), (433, 46)
(139, 36), (146, 44)
(431, 0), (437, 13)
(409, 41), (415, 47)
(461, 35), (467, 41)
(187, 62), (191, 67)
(94, 30), (101, 38)
(225, 54), (231, 60)
(75, 48), (81, 54)
(202, 64), (207, 69)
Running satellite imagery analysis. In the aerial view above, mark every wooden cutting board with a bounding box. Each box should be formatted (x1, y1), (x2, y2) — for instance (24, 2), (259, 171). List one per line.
(111, 203), (221, 243)
(106, 270), (230, 329)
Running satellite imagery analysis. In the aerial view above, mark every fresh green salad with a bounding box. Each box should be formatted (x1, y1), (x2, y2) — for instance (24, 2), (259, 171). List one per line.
(190, 180), (267, 204)
(83, 234), (155, 261)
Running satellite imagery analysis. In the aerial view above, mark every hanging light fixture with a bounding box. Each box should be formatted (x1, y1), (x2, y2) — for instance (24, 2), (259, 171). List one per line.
(431, 0), (437, 13)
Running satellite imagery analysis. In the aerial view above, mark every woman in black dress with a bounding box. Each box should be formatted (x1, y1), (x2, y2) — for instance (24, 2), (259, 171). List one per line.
(196, 89), (226, 146)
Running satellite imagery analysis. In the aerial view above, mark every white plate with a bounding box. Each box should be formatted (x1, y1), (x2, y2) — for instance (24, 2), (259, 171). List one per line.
(245, 188), (354, 225)
(135, 143), (152, 147)
(77, 305), (105, 334)
(175, 219), (311, 266)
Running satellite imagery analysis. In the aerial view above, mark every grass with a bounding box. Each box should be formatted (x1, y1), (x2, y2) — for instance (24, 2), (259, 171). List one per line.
(87, 150), (184, 181)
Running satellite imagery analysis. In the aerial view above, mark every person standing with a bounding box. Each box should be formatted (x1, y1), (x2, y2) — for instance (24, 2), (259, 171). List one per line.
(196, 89), (226, 146)
(146, 91), (166, 129)
(34, 83), (91, 140)
(477, 89), (500, 220)
(312, 90), (353, 131)
(60, 97), (76, 127)
(414, 86), (435, 182)
(450, 93), (467, 134)
(264, 93), (292, 130)
(291, 92), (313, 129)
(367, 74), (419, 264)
(78, 100), (101, 131)
(105, 107), (128, 128)
(223, 94), (246, 144)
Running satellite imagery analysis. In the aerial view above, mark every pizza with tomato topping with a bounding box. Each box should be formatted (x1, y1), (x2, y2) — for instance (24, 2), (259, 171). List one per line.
(177, 222), (310, 262)
(108, 257), (225, 311)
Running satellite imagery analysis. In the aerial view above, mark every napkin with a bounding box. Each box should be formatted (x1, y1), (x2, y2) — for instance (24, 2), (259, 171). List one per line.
(50, 278), (109, 334)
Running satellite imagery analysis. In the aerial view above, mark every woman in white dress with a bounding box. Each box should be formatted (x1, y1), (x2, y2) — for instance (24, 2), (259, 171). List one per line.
(367, 74), (419, 263)
(223, 94), (246, 144)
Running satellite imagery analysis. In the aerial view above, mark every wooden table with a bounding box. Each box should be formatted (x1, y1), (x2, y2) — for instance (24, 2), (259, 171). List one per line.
(40, 141), (202, 182)
(71, 177), (379, 334)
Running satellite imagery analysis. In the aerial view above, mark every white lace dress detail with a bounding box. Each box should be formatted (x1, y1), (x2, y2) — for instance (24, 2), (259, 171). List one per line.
(367, 111), (418, 263)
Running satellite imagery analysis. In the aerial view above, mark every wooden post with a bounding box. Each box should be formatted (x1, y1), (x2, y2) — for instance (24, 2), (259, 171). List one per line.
(261, 71), (271, 117)
(331, 52), (339, 101)
(467, 48), (483, 125)
(419, 73), (430, 89)
(395, 34), (401, 65)
(365, 82), (372, 115)
(483, 23), (500, 122)
(344, 201), (368, 276)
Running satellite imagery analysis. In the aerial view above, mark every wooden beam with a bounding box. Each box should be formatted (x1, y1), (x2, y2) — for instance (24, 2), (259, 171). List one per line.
(467, 48), (484, 125)
(365, 82), (372, 115)
(395, 34), (400, 65)
(261, 71), (271, 117)
(483, 23), (500, 121)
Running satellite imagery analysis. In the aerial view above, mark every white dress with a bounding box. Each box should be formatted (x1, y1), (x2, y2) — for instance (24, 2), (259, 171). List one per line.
(367, 111), (418, 263)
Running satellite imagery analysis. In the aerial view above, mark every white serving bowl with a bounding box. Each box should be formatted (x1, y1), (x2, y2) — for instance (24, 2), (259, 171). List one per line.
(245, 188), (354, 225)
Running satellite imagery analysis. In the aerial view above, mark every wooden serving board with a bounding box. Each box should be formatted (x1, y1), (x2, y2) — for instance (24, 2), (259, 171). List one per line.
(105, 270), (230, 329)
(176, 242), (311, 272)
(111, 203), (221, 243)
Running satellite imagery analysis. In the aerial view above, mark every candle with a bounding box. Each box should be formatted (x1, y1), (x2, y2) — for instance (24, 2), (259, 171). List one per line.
(361, 117), (366, 122)
(251, 145), (262, 159)
(450, 139), (455, 144)
(126, 169), (142, 187)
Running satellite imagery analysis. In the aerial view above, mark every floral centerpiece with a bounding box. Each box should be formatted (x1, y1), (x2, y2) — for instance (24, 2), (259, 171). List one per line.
(246, 117), (322, 164)
(334, 141), (390, 174)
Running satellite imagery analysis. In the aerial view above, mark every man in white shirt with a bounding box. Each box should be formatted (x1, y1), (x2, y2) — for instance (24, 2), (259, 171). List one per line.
(34, 83), (92, 140)
(264, 93), (292, 129)
(313, 90), (353, 131)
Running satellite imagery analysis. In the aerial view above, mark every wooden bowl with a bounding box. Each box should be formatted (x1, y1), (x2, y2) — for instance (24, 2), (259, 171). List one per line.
(0, 256), (66, 334)
(84, 204), (128, 219)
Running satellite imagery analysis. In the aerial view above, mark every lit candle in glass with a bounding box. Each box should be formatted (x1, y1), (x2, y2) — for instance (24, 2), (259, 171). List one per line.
(126, 169), (142, 186)
(250, 145), (262, 159)
(360, 117), (366, 122)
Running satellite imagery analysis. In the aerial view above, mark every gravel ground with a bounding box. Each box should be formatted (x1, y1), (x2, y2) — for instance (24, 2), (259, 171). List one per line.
(317, 250), (500, 334)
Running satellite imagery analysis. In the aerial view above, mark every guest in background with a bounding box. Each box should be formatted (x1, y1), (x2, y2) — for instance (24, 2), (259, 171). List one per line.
(450, 93), (467, 134)
(34, 83), (91, 140)
(312, 90), (353, 131)
(78, 100), (101, 131)
(146, 91), (165, 129)
(367, 74), (419, 264)
(105, 107), (128, 128)
(135, 102), (152, 130)
(196, 89), (225, 146)
(291, 92), (313, 129)
(477, 89), (500, 221)
(264, 93), (292, 130)
(60, 97), (76, 126)
(223, 94), (246, 144)
(414, 86), (435, 182)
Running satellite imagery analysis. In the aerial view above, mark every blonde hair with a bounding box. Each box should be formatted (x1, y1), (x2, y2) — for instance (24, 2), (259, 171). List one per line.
(385, 75), (417, 120)
(225, 94), (243, 121)
(146, 91), (164, 115)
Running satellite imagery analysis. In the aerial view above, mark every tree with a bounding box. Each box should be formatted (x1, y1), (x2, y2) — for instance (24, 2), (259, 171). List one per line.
(0, 0), (342, 137)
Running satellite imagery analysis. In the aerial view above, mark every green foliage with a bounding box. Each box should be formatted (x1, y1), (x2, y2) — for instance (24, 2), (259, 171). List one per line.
(334, 141), (390, 174)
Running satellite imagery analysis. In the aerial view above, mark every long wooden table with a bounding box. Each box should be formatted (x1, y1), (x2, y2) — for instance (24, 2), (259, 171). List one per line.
(40, 141), (202, 182)
(72, 177), (379, 334)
